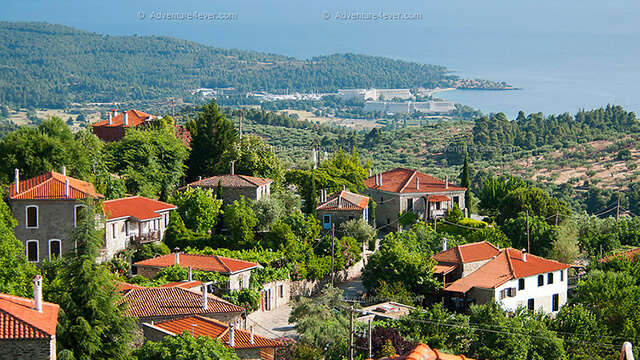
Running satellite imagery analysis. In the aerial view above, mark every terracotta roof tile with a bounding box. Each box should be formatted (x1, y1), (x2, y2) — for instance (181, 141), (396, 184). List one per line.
(365, 167), (466, 194)
(427, 195), (450, 203)
(186, 174), (272, 189)
(93, 109), (155, 128)
(159, 281), (203, 289)
(8, 171), (103, 200)
(374, 343), (475, 360)
(122, 287), (243, 319)
(0, 293), (59, 339)
(432, 241), (500, 264)
(134, 254), (259, 275)
(602, 247), (640, 262)
(103, 196), (176, 221)
(115, 281), (148, 292)
(149, 316), (283, 349)
(444, 248), (570, 294)
(317, 190), (369, 211)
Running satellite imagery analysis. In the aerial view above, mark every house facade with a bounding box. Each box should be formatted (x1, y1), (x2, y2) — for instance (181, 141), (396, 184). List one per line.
(182, 166), (272, 206)
(440, 246), (570, 314)
(364, 167), (466, 232)
(91, 109), (157, 142)
(133, 253), (259, 291)
(0, 276), (59, 360)
(8, 169), (104, 264)
(101, 196), (176, 259)
(316, 190), (369, 230)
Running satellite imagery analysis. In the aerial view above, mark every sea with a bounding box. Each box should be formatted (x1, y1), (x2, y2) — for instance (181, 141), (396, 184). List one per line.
(2, 0), (640, 119)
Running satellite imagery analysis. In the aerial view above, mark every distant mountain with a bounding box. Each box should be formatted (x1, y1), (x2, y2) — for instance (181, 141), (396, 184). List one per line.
(0, 22), (467, 108)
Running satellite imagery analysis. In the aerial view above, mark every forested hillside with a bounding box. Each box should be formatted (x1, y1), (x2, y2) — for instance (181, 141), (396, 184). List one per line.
(0, 22), (461, 108)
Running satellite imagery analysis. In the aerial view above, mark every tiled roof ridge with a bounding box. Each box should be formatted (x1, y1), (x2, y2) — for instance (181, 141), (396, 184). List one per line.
(504, 250), (517, 279)
(213, 255), (232, 273)
(398, 170), (418, 193)
(456, 246), (464, 263)
(504, 247), (570, 268)
(0, 294), (58, 337)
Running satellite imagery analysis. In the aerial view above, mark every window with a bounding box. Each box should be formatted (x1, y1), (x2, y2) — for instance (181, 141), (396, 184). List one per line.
(527, 298), (535, 310)
(453, 196), (459, 206)
(49, 239), (61, 260)
(26, 206), (38, 228)
(380, 197), (384, 202)
(499, 288), (516, 299)
(74, 205), (85, 227)
(407, 198), (413, 211)
(538, 274), (544, 287)
(548, 273), (554, 285)
(435, 202), (441, 210)
(112, 223), (117, 239)
(518, 278), (525, 290)
(552, 294), (559, 311)
(125, 220), (130, 236)
(26, 240), (38, 262)
(279, 285), (284, 298)
(560, 270), (564, 281)
(323, 215), (331, 224)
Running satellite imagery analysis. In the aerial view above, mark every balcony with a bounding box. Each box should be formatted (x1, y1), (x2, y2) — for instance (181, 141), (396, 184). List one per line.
(131, 230), (160, 245)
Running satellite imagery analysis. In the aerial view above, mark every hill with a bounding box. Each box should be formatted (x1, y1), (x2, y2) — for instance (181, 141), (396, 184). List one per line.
(0, 21), (499, 109)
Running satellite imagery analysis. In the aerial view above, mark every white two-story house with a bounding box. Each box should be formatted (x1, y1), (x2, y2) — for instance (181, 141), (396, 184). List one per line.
(439, 245), (570, 314)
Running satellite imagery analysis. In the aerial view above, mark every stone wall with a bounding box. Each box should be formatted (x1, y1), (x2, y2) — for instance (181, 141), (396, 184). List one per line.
(0, 337), (56, 360)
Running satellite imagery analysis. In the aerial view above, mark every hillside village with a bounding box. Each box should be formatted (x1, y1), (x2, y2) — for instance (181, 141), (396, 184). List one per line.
(0, 100), (639, 360)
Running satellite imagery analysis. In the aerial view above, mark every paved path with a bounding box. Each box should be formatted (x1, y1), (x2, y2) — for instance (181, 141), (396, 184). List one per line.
(246, 303), (297, 340)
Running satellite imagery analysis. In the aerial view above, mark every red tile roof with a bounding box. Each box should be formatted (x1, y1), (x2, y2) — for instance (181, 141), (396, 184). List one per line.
(433, 264), (457, 275)
(160, 281), (203, 289)
(432, 241), (501, 264)
(427, 195), (450, 203)
(148, 316), (283, 349)
(0, 293), (59, 339)
(8, 171), (103, 200)
(602, 247), (640, 262)
(316, 190), (369, 211)
(185, 174), (272, 189)
(374, 343), (475, 360)
(134, 254), (259, 275)
(115, 281), (148, 292)
(122, 287), (243, 319)
(93, 109), (156, 128)
(365, 168), (466, 194)
(103, 196), (176, 221)
(444, 248), (570, 294)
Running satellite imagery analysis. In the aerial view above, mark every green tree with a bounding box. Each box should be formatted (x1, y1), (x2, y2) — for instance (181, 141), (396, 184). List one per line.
(134, 332), (240, 360)
(253, 195), (286, 232)
(0, 200), (36, 297)
(49, 200), (136, 360)
(460, 153), (471, 212)
(221, 135), (285, 188)
(340, 218), (377, 251)
(186, 100), (238, 181)
(501, 213), (557, 256)
(170, 187), (223, 234)
(104, 126), (187, 199)
(224, 197), (258, 249)
(497, 187), (571, 225)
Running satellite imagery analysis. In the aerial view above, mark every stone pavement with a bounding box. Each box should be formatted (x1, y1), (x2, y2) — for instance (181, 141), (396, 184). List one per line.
(246, 303), (297, 340)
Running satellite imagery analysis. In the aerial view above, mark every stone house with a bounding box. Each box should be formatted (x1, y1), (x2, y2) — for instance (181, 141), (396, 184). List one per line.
(364, 167), (467, 232)
(316, 190), (369, 230)
(91, 109), (157, 142)
(432, 241), (502, 287)
(0, 276), (59, 360)
(101, 196), (176, 260)
(143, 316), (283, 360)
(259, 279), (291, 312)
(439, 245), (570, 314)
(8, 169), (104, 264)
(121, 286), (244, 326)
(182, 165), (272, 206)
(133, 253), (259, 291)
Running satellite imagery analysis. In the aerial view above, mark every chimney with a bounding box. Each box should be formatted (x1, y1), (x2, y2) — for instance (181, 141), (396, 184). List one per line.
(65, 179), (70, 197)
(228, 324), (235, 347)
(342, 185), (346, 191)
(230, 161), (235, 175)
(33, 276), (43, 313)
(368, 169), (372, 178)
(62, 165), (66, 176)
(379, 173), (383, 186)
(188, 266), (192, 282)
(522, 249), (527, 262)
(112, 109), (117, 117)
(14, 169), (19, 194)
(445, 175), (449, 189)
(175, 252), (180, 265)
(123, 111), (129, 126)
(108, 112), (113, 125)
(374, 174), (378, 187)
(338, 196), (342, 209)
(250, 325), (255, 344)
(416, 177), (420, 190)
(442, 237), (448, 252)
(202, 283), (208, 310)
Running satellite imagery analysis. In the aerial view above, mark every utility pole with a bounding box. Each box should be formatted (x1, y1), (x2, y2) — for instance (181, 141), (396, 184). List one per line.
(526, 210), (530, 254)
(616, 196), (620, 222)
(349, 306), (354, 360)
(331, 223), (335, 287)
(239, 108), (243, 138)
(368, 318), (373, 359)
(555, 211), (559, 226)
(434, 216), (437, 232)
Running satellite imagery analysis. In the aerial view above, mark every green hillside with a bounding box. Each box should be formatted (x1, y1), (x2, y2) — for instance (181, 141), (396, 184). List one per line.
(0, 22), (462, 108)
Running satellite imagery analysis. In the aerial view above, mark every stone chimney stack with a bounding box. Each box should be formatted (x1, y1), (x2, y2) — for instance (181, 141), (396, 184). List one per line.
(368, 169), (372, 178)
(230, 161), (235, 176)
(33, 275), (43, 313)
(443, 237), (448, 252)
(65, 179), (70, 197)
(14, 169), (19, 194)
(379, 173), (383, 186)
(250, 325), (255, 344)
(123, 111), (129, 126)
(445, 175), (449, 189)
(108, 112), (113, 125)
(188, 266), (192, 282)
(416, 177), (420, 190)
(228, 324), (235, 347)
(202, 283), (208, 310)
(175, 252), (180, 265)
(522, 249), (527, 262)
(62, 166), (66, 176)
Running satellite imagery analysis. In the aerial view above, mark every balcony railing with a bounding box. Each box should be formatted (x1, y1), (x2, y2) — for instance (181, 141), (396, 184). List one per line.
(131, 230), (160, 245)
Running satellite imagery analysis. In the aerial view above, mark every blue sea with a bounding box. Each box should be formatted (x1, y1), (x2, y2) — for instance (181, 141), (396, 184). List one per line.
(2, 0), (640, 119)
